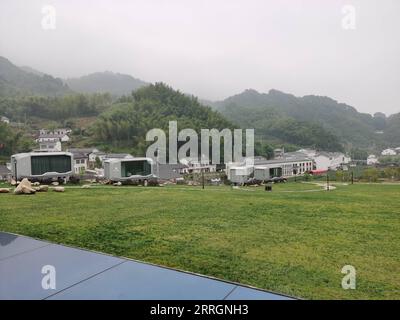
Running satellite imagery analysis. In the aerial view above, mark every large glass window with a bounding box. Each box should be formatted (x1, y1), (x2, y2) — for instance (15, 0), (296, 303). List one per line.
(121, 160), (151, 177)
(269, 167), (282, 178)
(31, 155), (72, 175)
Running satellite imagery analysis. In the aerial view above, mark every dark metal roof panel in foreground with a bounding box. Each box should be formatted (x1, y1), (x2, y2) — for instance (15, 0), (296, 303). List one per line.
(0, 232), (294, 300)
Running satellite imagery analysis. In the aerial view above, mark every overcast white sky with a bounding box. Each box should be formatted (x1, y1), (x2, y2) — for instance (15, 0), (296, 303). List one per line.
(0, 0), (399, 115)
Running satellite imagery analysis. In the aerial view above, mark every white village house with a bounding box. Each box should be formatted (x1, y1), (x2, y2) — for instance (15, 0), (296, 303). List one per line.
(225, 148), (351, 184)
(297, 149), (351, 171)
(1, 116), (10, 124)
(381, 148), (397, 156)
(67, 149), (136, 174)
(312, 152), (351, 171)
(72, 152), (89, 174)
(179, 158), (217, 174)
(67, 148), (100, 173)
(89, 151), (107, 163)
(39, 128), (71, 136)
(226, 154), (314, 184)
(36, 128), (71, 152)
(37, 140), (62, 152)
(367, 155), (379, 165)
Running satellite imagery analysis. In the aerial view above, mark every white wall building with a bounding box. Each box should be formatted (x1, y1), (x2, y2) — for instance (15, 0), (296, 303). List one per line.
(367, 155), (379, 165)
(39, 128), (71, 136)
(297, 150), (350, 171)
(89, 151), (107, 164)
(38, 140), (62, 152)
(381, 148), (397, 156)
(37, 134), (70, 143)
(228, 165), (254, 184)
(226, 154), (314, 184)
(37, 129), (71, 152)
(73, 153), (89, 174)
(1, 116), (10, 124)
(179, 158), (217, 174)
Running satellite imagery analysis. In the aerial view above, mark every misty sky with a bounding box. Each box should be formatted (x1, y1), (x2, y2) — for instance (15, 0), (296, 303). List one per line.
(0, 0), (399, 115)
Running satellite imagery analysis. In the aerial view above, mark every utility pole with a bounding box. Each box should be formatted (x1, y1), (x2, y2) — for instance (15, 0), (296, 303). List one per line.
(326, 174), (330, 191)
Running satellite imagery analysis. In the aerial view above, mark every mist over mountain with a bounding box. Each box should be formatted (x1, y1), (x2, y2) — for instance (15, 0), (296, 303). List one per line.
(0, 56), (149, 97)
(19, 66), (45, 77)
(66, 72), (148, 96)
(0, 56), (70, 96)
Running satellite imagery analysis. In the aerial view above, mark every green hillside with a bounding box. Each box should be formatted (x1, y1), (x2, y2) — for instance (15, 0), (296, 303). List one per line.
(92, 83), (234, 154)
(66, 71), (148, 96)
(210, 89), (397, 151)
(0, 56), (70, 96)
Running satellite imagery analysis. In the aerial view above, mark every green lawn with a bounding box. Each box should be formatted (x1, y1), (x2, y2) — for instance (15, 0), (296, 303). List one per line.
(0, 182), (399, 299)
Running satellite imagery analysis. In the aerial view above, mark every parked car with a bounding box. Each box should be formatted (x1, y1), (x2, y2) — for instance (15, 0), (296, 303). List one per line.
(266, 176), (287, 183)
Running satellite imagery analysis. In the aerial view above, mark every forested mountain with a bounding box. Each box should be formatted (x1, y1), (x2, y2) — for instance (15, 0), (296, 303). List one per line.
(0, 56), (70, 96)
(0, 93), (113, 123)
(19, 66), (45, 77)
(0, 57), (148, 97)
(66, 71), (148, 95)
(0, 122), (34, 157)
(1, 55), (398, 156)
(384, 113), (400, 146)
(92, 83), (234, 154)
(209, 89), (397, 150)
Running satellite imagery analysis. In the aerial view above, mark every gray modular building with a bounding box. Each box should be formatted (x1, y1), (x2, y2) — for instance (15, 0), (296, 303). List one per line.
(104, 157), (156, 184)
(10, 152), (73, 181)
(227, 154), (314, 183)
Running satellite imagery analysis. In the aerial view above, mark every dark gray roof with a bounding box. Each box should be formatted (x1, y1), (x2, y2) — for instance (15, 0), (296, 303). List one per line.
(67, 148), (97, 155)
(71, 152), (87, 159)
(254, 154), (312, 165)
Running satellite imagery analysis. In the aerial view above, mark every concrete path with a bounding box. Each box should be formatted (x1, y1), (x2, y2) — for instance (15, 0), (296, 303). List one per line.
(0, 232), (293, 300)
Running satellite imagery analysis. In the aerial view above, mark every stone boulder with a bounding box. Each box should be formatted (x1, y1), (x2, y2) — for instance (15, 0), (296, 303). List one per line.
(34, 185), (49, 192)
(0, 188), (10, 193)
(14, 178), (36, 195)
(53, 186), (65, 192)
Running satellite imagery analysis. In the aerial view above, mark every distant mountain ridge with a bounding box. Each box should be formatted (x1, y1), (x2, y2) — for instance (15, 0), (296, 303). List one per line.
(0, 56), (149, 97)
(208, 89), (398, 150)
(66, 71), (148, 95)
(0, 56), (70, 96)
(19, 66), (46, 77)
(1, 55), (399, 152)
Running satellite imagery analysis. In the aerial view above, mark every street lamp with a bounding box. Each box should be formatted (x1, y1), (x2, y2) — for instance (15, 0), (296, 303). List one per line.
(293, 164), (298, 182)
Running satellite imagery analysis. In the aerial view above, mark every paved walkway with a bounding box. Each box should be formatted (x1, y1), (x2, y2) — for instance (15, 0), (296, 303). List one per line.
(0, 232), (292, 300)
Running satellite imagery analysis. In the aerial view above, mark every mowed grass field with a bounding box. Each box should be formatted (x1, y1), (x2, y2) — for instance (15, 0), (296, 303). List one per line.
(0, 182), (399, 299)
